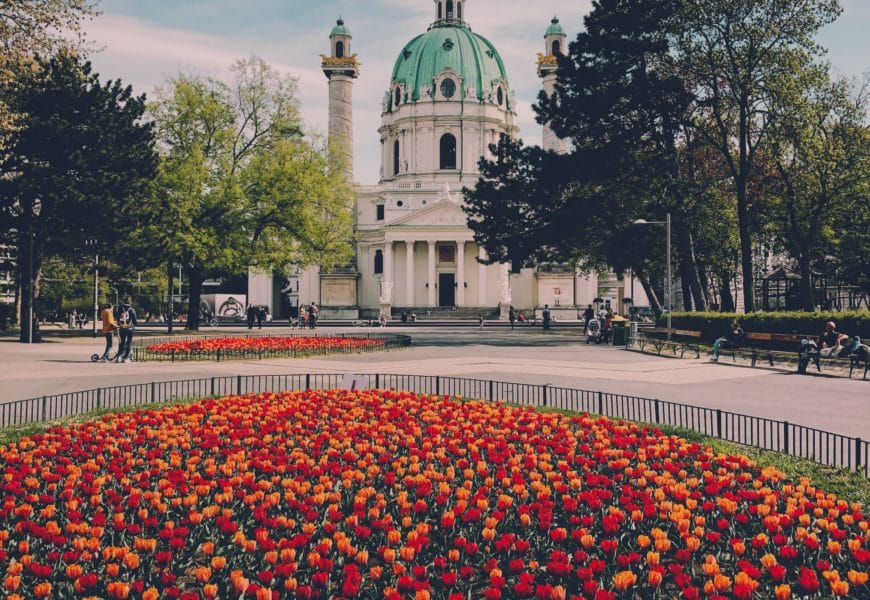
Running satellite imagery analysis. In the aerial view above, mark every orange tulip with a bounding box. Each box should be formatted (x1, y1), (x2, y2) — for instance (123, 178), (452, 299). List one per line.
(33, 583), (52, 598)
(847, 571), (869, 586)
(775, 584), (791, 600)
(612, 571), (637, 592)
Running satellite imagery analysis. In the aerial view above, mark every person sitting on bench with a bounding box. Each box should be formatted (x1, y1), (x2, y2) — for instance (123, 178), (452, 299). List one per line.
(819, 321), (849, 357)
(711, 319), (745, 361)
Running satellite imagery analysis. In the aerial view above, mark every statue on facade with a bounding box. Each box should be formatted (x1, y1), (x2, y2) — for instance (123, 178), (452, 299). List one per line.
(439, 182), (453, 202)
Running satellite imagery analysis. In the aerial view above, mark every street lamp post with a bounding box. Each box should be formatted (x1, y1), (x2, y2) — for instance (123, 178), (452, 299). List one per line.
(85, 239), (99, 338)
(633, 213), (672, 341)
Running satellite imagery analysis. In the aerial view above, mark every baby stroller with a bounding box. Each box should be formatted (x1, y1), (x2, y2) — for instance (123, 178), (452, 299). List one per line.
(586, 318), (612, 344)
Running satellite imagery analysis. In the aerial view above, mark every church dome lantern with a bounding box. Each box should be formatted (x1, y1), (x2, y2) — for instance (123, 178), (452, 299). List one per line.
(388, 7), (510, 107)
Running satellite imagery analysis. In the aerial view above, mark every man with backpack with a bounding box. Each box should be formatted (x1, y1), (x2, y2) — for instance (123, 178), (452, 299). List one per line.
(99, 302), (117, 361)
(115, 297), (138, 363)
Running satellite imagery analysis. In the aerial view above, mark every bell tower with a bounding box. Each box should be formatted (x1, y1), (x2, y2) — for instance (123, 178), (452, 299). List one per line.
(537, 16), (568, 154)
(322, 17), (360, 178)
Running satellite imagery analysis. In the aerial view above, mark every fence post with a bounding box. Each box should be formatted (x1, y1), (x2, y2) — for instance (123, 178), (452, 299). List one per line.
(217, 349), (221, 363)
(41, 396), (47, 421)
(654, 399), (661, 424)
(542, 385), (548, 408)
(171, 350), (176, 363)
(96, 387), (102, 410)
(783, 421), (790, 455)
(716, 409), (722, 438)
(305, 373), (311, 390)
(210, 377), (216, 397)
(489, 380), (494, 404)
(375, 374), (380, 389)
(150, 382), (156, 404)
(856, 438), (863, 471)
(597, 391), (603, 416)
(236, 375), (242, 395)
(436, 376), (441, 396)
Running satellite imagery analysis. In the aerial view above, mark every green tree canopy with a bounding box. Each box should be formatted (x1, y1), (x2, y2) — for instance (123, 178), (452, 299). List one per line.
(140, 57), (354, 330)
(0, 52), (156, 342)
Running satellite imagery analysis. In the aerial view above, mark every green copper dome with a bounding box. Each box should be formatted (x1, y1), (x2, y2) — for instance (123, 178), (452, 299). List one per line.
(330, 17), (351, 37)
(545, 17), (564, 36)
(390, 24), (509, 103)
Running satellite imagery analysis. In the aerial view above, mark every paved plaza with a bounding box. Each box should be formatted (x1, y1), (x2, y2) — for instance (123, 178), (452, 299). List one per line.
(1, 326), (867, 437)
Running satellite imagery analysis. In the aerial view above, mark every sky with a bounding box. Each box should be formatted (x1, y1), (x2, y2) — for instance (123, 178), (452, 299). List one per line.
(83, 0), (869, 185)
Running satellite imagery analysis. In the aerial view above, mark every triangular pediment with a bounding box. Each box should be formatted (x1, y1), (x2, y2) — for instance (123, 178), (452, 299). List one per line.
(386, 201), (469, 228)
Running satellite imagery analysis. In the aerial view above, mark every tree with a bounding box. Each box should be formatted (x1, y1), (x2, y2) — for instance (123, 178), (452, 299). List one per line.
(0, 52), (156, 342)
(679, 0), (842, 311)
(142, 57), (353, 330)
(0, 0), (98, 150)
(768, 73), (869, 309)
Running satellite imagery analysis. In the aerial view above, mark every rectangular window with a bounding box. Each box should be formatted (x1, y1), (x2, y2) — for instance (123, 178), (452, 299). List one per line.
(376, 205), (385, 220)
(438, 245), (455, 264)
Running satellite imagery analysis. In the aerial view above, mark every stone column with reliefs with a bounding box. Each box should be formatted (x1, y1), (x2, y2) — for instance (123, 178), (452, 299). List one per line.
(478, 246), (487, 306)
(456, 241), (465, 306)
(405, 240), (415, 306)
(427, 241), (437, 307)
(322, 18), (360, 179)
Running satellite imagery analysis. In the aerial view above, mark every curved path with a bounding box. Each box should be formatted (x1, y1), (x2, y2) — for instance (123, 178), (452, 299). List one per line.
(1, 327), (867, 438)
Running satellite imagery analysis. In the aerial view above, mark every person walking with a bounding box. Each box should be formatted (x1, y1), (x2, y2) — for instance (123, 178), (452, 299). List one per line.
(115, 297), (138, 363)
(246, 305), (256, 330)
(256, 306), (265, 329)
(508, 306), (516, 330)
(99, 303), (117, 361)
(542, 304), (551, 330)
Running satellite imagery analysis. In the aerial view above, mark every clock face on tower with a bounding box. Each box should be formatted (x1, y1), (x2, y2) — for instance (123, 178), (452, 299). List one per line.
(440, 78), (456, 99)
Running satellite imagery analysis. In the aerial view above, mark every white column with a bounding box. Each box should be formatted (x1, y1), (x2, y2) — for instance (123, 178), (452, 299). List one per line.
(456, 241), (465, 306)
(383, 241), (393, 284)
(427, 241), (437, 307)
(478, 246), (487, 306)
(405, 240), (415, 306)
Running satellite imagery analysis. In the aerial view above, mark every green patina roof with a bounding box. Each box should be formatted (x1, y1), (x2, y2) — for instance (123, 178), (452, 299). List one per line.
(330, 17), (351, 37)
(390, 24), (508, 103)
(545, 17), (564, 36)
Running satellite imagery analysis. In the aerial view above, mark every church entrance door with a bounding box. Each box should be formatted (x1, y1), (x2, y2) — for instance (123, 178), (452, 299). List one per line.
(439, 273), (455, 307)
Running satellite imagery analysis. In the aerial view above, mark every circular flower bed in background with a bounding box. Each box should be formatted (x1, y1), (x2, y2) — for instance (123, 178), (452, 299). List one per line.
(0, 390), (867, 599)
(139, 335), (390, 361)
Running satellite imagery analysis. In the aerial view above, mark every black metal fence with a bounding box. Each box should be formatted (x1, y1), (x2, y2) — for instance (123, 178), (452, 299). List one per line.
(2, 373), (867, 479)
(130, 332), (411, 362)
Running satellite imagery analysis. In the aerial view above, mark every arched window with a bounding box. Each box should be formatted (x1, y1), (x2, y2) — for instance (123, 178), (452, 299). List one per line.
(374, 250), (383, 274)
(497, 87), (504, 105)
(551, 40), (560, 55)
(394, 87), (401, 109)
(457, 2), (462, 20)
(437, 2), (442, 19)
(335, 41), (344, 59)
(446, 0), (454, 20)
(440, 133), (457, 170)
(393, 140), (400, 176)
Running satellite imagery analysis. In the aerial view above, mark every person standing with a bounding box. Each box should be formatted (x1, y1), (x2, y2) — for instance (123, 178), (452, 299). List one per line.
(99, 303), (117, 361)
(256, 306), (265, 329)
(116, 297), (138, 363)
(308, 302), (318, 329)
(583, 304), (594, 333)
(508, 306), (516, 330)
(246, 305), (256, 330)
(542, 304), (551, 330)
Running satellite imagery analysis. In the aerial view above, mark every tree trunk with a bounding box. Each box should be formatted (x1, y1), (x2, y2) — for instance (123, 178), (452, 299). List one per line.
(185, 266), (203, 331)
(167, 261), (174, 334)
(17, 227), (40, 343)
(797, 253), (815, 311)
(735, 181), (755, 312)
(675, 224), (708, 312)
(636, 272), (663, 319)
(719, 270), (735, 313)
(697, 261), (712, 308)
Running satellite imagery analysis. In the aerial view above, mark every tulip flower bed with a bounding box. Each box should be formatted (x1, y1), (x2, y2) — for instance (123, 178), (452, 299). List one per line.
(140, 336), (387, 361)
(1, 389), (868, 599)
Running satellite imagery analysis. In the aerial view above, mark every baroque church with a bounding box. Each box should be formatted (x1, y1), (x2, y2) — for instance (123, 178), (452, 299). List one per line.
(249, 1), (647, 319)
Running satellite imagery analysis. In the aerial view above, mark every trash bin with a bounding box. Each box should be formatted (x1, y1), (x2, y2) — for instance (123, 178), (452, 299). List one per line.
(611, 320), (627, 346)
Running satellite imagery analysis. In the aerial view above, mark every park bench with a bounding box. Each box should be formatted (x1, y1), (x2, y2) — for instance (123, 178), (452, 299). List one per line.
(637, 328), (701, 359)
(637, 328), (867, 378)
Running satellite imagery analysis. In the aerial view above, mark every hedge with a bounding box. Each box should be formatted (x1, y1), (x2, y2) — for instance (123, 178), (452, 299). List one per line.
(657, 311), (870, 340)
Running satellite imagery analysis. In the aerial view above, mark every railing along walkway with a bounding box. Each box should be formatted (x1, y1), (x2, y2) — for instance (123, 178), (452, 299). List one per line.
(1, 373), (867, 479)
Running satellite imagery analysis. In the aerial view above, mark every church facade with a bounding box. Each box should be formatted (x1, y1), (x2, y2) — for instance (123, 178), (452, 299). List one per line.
(249, 1), (647, 319)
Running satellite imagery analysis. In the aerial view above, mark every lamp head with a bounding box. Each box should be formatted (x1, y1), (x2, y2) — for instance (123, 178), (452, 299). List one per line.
(633, 219), (648, 225)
